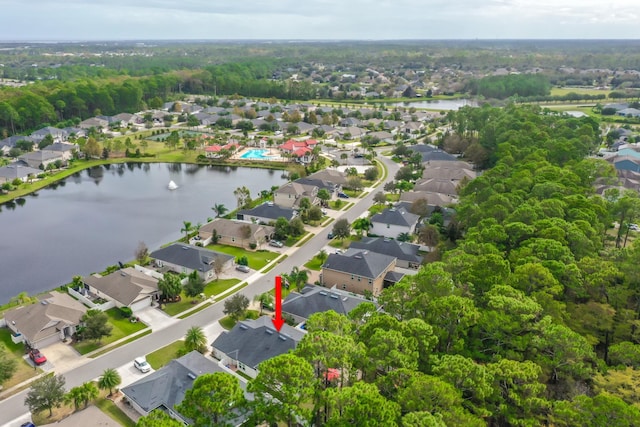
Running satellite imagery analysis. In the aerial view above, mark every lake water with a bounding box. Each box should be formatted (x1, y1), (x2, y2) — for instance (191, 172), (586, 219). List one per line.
(0, 163), (285, 304)
(391, 99), (478, 110)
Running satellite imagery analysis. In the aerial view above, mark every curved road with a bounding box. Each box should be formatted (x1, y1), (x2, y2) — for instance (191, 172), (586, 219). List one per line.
(0, 153), (399, 425)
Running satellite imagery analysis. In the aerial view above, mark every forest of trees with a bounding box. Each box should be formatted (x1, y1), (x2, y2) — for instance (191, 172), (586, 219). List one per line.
(466, 74), (552, 99)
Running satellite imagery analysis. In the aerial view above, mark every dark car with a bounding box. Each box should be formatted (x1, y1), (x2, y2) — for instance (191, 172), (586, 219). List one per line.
(28, 348), (47, 365)
(337, 192), (350, 199)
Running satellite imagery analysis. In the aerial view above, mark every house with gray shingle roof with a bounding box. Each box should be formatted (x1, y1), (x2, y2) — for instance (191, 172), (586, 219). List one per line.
(4, 291), (86, 348)
(198, 218), (274, 249)
(0, 163), (41, 184)
(370, 206), (420, 239)
(349, 237), (423, 269)
(282, 285), (374, 324)
(211, 316), (305, 379)
(237, 203), (296, 224)
(17, 150), (65, 169)
(0, 135), (37, 155)
(122, 350), (251, 425)
(274, 182), (319, 209)
(81, 267), (160, 313)
(321, 250), (396, 297)
(150, 244), (234, 283)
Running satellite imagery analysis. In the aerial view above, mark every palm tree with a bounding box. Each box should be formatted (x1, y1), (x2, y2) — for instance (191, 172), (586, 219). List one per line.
(81, 382), (99, 408)
(317, 249), (328, 266)
(184, 326), (207, 354)
(65, 386), (84, 411)
(254, 292), (274, 315)
(181, 221), (193, 242)
(211, 203), (228, 218)
(98, 368), (122, 397)
(352, 218), (372, 237)
(285, 266), (310, 292)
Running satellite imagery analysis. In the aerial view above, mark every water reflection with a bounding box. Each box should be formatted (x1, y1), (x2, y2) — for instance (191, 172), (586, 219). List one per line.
(0, 163), (285, 303)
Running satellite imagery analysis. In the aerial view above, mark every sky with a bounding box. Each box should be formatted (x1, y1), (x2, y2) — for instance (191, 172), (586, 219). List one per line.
(0, 0), (638, 41)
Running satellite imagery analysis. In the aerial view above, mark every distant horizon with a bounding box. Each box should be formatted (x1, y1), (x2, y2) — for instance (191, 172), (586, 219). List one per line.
(1, 0), (638, 41)
(0, 38), (639, 44)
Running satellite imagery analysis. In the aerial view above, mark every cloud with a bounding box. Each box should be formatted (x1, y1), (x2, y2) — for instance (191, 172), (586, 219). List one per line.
(0, 0), (638, 40)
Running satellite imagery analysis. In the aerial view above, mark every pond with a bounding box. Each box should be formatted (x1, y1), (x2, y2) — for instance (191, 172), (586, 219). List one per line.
(390, 99), (478, 110)
(0, 163), (285, 304)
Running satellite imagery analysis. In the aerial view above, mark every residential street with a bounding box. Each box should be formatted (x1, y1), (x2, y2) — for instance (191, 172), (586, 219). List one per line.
(0, 154), (399, 426)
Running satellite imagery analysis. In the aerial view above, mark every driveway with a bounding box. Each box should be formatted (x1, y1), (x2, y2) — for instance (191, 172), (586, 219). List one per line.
(135, 306), (178, 331)
(36, 342), (85, 373)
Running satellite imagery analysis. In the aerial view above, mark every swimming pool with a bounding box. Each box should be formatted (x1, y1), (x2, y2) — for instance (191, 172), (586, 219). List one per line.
(240, 149), (274, 160)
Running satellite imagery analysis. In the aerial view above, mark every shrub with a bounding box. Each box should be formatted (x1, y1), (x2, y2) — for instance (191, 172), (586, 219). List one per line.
(119, 307), (133, 318)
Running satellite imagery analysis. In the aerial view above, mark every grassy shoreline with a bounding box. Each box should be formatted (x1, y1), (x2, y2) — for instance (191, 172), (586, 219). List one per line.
(0, 154), (288, 205)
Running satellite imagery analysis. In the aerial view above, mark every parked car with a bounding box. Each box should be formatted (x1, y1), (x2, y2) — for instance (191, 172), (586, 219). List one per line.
(134, 357), (151, 373)
(28, 348), (46, 366)
(337, 192), (350, 199)
(236, 264), (250, 273)
(269, 240), (284, 248)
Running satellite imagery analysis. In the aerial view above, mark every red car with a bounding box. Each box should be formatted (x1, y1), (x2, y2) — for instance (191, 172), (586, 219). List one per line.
(29, 348), (47, 365)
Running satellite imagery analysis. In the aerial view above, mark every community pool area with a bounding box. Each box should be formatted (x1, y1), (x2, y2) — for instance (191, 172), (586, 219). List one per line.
(239, 149), (277, 160)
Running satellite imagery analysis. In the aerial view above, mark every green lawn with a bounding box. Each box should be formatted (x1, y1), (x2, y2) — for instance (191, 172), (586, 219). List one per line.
(146, 341), (184, 369)
(285, 232), (309, 247)
(304, 255), (325, 271)
(0, 328), (41, 390)
(72, 308), (147, 355)
(162, 278), (240, 317)
(368, 204), (386, 216)
(219, 310), (260, 330)
(328, 236), (360, 249)
(206, 244), (278, 270)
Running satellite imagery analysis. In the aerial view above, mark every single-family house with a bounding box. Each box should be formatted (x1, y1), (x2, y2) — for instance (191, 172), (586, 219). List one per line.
(294, 122), (316, 135)
(419, 149), (458, 163)
(111, 112), (141, 126)
(307, 168), (348, 187)
(4, 291), (87, 349)
(122, 350), (250, 425)
(237, 203), (296, 224)
(282, 285), (373, 325)
(44, 142), (78, 161)
(321, 250), (397, 297)
(403, 122), (423, 134)
(211, 316), (305, 379)
(198, 218), (274, 248)
(613, 156), (640, 173)
(0, 136), (36, 155)
(81, 267), (160, 313)
(0, 163), (41, 184)
(17, 150), (65, 169)
(421, 166), (476, 181)
(78, 117), (109, 130)
(370, 206), (421, 239)
(349, 237), (423, 269)
(340, 127), (367, 139)
(413, 178), (459, 196)
(295, 177), (340, 198)
(150, 244), (234, 283)
(617, 108), (640, 118)
(399, 191), (457, 206)
(274, 182), (319, 208)
(30, 126), (68, 143)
